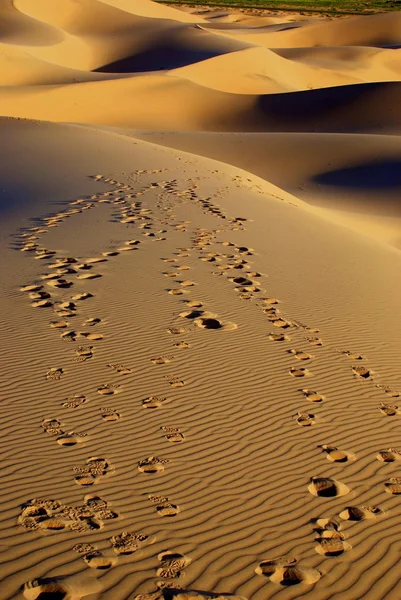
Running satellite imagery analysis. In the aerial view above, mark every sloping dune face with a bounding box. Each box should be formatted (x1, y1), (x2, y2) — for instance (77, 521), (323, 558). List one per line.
(1, 3), (401, 600)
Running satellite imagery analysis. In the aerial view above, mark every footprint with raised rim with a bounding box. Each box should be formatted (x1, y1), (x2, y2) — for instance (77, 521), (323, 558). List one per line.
(378, 402), (400, 416)
(377, 448), (401, 462)
(62, 394), (86, 409)
(156, 552), (191, 579)
(42, 418), (63, 436)
(287, 349), (313, 361)
(384, 477), (401, 494)
(289, 367), (311, 378)
(299, 389), (325, 403)
(107, 363), (132, 375)
(173, 341), (191, 349)
(308, 477), (349, 498)
(268, 332), (290, 342)
(161, 426), (184, 443)
(74, 457), (114, 486)
(100, 408), (121, 422)
(149, 495), (180, 517)
(75, 346), (94, 361)
(73, 543), (117, 570)
(138, 456), (168, 474)
(296, 412), (315, 427)
(165, 375), (185, 388)
(110, 531), (148, 555)
(57, 431), (87, 447)
(46, 368), (64, 381)
(352, 365), (372, 379)
(255, 556), (320, 586)
(319, 445), (353, 463)
(151, 356), (173, 365)
(339, 506), (382, 521)
(97, 383), (122, 396)
(142, 396), (166, 409)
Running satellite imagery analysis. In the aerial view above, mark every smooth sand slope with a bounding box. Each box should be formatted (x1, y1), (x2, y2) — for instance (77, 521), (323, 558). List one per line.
(1, 1), (401, 600)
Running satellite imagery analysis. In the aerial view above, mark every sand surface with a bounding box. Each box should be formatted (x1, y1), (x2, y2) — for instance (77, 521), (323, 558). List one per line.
(0, 2), (401, 600)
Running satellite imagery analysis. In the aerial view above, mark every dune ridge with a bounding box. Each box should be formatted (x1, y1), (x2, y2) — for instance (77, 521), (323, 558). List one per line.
(0, 2), (401, 600)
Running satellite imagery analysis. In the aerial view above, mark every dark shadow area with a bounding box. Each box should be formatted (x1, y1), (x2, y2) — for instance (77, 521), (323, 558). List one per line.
(256, 82), (401, 132)
(94, 45), (221, 72)
(314, 159), (401, 189)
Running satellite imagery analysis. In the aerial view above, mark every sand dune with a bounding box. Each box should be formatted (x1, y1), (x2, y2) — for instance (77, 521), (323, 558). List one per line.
(1, 2), (401, 600)
(137, 130), (401, 247)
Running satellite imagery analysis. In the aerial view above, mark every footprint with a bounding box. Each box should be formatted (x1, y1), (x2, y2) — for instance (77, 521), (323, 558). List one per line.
(142, 396), (166, 409)
(80, 332), (103, 341)
(61, 330), (78, 342)
(299, 389), (325, 403)
(194, 317), (237, 331)
(97, 383), (121, 396)
(20, 284), (43, 292)
(42, 418), (63, 435)
(378, 402), (400, 416)
(319, 445), (352, 463)
(161, 426), (184, 443)
(340, 350), (365, 360)
(30, 291), (51, 300)
(384, 477), (401, 494)
(339, 506), (382, 521)
(180, 308), (207, 321)
(107, 363), (132, 375)
(306, 337), (324, 347)
(151, 356), (173, 365)
(72, 292), (93, 301)
(62, 395), (86, 409)
(73, 543), (116, 570)
(315, 537), (351, 557)
(32, 299), (52, 308)
(110, 531), (148, 555)
(100, 408), (121, 422)
(168, 289), (186, 296)
(376, 448), (401, 462)
(296, 412), (315, 427)
(74, 457), (114, 486)
(165, 375), (185, 388)
(167, 327), (185, 335)
(352, 366), (371, 379)
(46, 368), (64, 381)
(149, 495), (180, 517)
(156, 552), (191, 579)
(268, 333), (290, 342)
(84, 317), (102, 327)
(186, 300), (202, 308)
(77, 273), (102, 280)
(57, 431), (87, 446)
(75, 346), (94, 361)
(255, 557), (320, 586)
(138, 456), (168, 474)
(273, 319), (291, 329)
(47, 279), (73, 289)
(179, 281), (195, 287)
(173, 341), (191, 349)
(376, 384), (400, 398)
(50, 320), (69, 329)
(23, 576), (102, 599)
(289, 367), (310, 378)
(287, 349), (313, 361)
(308, 477), (349, 498)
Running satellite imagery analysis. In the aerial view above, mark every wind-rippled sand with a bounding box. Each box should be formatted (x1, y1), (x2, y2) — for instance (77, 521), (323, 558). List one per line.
(0, 2), (401, 600)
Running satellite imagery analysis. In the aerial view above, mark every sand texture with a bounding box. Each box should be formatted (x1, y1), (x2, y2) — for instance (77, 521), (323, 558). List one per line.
(0, 2), (401, 600)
